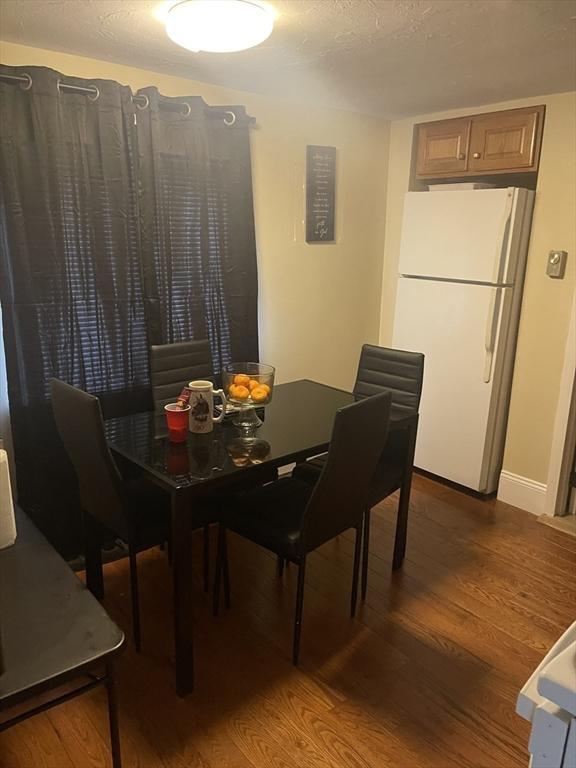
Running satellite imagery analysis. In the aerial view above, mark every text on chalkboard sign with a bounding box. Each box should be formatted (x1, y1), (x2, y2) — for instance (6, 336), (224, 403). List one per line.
(306, 145), (336, 243)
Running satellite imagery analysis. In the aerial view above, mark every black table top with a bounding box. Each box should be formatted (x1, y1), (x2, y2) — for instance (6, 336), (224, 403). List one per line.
(0, 510), (124, 708)
(105, 379), (414, 494)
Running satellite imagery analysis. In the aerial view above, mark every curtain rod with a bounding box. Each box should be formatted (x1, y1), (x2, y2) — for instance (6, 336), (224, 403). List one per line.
(0, 72), (255, 125)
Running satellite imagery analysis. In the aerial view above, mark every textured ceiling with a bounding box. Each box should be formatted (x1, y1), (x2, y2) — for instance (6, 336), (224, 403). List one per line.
(0, 0), (575, 117)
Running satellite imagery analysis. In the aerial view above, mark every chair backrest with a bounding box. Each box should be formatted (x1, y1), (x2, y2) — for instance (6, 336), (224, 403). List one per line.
(353, 344), (424, 416)
(149, 340), (214, 411)
(50, 379), (129, 540)
(301, 391), (391, 552)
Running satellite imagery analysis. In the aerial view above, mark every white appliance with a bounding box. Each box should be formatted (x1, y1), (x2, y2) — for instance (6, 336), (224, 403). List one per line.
(392, 187), (535, 493)
(517, 621), (576, 768)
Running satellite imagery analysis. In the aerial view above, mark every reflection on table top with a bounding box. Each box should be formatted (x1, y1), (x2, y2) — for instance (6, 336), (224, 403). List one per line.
(104, 379), (414, 493)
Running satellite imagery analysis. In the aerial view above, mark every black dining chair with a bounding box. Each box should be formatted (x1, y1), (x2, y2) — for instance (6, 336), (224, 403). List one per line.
(293, 344), (424, 596)
(149, 339), (215, 411)
(50, 378), (214, 651)
(213, 391), (392, 666)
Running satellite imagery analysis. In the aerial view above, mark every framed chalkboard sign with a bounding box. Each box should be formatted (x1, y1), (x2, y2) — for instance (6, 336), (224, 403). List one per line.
(306, 145), (336, 243)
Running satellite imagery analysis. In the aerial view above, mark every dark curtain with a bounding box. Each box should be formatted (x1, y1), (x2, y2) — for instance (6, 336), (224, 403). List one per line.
(0, 66), (150, 556)
(0, 67), (259, 557)
(136, 88), (259, 373)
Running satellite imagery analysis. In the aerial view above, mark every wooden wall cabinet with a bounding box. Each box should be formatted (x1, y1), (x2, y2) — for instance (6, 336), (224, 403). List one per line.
(416, 119), (471, 177)
(415, 106), (545, 179)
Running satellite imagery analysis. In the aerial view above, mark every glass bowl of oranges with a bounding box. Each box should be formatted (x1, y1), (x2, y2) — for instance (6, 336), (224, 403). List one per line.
(222, 362), (275, 432)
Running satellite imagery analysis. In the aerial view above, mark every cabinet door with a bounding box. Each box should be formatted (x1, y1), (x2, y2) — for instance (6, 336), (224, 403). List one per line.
(416, 118), (471, 177)
(468, 107), (543, 173)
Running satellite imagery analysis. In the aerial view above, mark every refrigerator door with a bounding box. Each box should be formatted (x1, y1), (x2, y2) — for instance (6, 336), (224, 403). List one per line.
(399, 188), (522, 284)
(393, 277), (513, 492)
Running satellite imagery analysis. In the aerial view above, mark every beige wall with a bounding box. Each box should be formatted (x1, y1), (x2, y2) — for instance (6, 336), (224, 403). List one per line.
(379, 92), (576, 484)
(0, 41), (389, 391)
(4, 42), (572, 486)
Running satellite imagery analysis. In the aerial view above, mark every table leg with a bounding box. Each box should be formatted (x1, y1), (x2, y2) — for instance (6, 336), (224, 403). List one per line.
(393, 416), (418, 571)
(171, 491), (194, 696)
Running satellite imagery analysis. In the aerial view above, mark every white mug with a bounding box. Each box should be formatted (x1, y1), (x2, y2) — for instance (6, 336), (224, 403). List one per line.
(188, 380), (227, 434)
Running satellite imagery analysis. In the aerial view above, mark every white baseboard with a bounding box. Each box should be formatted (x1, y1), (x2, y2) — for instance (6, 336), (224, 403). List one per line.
(497, 471), (547, 516)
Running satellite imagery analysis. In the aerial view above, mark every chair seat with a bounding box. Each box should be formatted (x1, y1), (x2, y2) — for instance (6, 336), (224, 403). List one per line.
(367, 456), (404, 508)
(224, 478), (314, 558)
(123, 478), (217, 549)
(368, 430), (406, 502)
(291, 458), (325, 485)
(121, 477), (170, 548)
(293, 430), (407, 510)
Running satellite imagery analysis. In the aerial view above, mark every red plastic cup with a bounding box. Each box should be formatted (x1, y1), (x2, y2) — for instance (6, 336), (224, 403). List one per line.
(164, 403), (190, 443)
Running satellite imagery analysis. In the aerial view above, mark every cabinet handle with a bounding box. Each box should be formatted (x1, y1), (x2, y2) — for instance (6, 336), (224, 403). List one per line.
(473, 152), (482, 159)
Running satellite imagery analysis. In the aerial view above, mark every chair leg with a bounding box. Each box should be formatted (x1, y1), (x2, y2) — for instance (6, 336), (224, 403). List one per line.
(293, 556), (307, 666)
(350, 525), (362, 618)
(203, 524), (210, 593)
(84, 514), (104, 600)
(277, 555), (285, 579)
(393, 485), (410, 571)
(361, 507), (371, 600)
(128, 544), (142, 652)
(393, 419), (417, 571)
(105, 658), (122, 768)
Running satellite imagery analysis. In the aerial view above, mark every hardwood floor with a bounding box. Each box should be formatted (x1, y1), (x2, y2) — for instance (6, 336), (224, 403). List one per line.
(2, 474), (575, 767)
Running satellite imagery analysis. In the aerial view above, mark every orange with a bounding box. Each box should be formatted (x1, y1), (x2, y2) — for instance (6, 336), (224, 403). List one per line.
(232, 385), (250, 401)
(228, 384), (237, 396)
(251, 386), (268, 403)
(234, 374), (251, 387)
(260, 383), (271, 395)
(248, 379), (260, 391)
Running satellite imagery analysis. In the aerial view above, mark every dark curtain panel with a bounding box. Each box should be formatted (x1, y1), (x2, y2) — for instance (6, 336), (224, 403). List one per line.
(0, 69), (259, 557)
(136, 88), (259, 373)
(0, 66), (150, 556)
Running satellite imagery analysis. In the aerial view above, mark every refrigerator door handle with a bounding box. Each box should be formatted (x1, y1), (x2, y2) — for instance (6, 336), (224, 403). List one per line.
(492, 190), (515, 283)
(484, 288), (502, 383)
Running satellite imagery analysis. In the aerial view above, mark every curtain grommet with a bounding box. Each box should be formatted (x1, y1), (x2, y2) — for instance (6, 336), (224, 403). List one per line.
(181, 102), (192, 117)
(19, 73), (33, 91)
(224, 111), (236, 126)
(135, 94), (149, 110)
(57, 79), (100, 101)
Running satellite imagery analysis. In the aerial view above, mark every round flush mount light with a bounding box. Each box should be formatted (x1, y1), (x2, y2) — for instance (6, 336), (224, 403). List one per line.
(165, 0), (275, 53)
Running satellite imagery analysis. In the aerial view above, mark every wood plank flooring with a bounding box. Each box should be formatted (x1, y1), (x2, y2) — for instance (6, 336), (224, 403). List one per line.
(2, 474), (575, 767)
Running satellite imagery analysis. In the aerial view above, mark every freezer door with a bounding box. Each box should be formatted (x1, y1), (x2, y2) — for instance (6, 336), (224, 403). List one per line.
(399, 188), (520, 283)
(393, 278), (513, 492)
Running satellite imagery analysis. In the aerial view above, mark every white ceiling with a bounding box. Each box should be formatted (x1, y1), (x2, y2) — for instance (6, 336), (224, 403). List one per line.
(0, 0), (575, 118)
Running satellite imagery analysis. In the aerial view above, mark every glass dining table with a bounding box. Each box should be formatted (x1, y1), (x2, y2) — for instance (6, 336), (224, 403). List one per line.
(104, 379), (417, 696)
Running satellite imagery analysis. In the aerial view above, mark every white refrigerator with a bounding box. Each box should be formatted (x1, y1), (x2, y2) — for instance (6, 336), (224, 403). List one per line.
(392, 187), (535, 494)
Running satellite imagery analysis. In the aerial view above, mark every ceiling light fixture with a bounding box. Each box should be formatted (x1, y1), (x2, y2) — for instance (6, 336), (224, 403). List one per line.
(165, 0), (275, 53)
